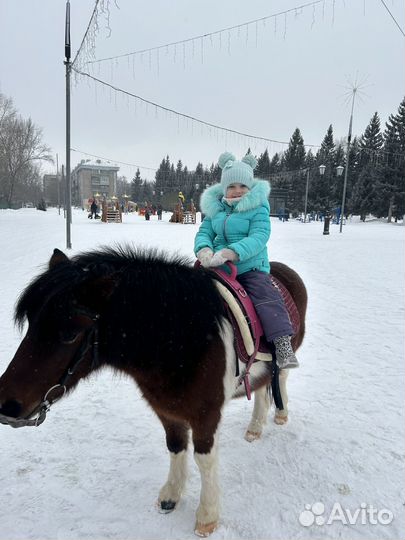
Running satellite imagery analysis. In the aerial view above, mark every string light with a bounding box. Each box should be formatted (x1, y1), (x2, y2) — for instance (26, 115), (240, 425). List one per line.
(85, 0), (332, 68)
(73, 67), (321, 149)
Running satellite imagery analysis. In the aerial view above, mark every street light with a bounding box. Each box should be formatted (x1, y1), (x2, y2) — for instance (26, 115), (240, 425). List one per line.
(319, 164), (344, 235)
(303, 164), (331, 224)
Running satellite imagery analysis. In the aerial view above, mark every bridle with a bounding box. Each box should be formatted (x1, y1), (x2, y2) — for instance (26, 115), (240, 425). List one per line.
(0, 310), (100, 429)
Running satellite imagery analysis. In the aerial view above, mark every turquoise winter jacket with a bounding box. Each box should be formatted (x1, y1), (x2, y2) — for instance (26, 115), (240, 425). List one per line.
(194, 179), (271, 275)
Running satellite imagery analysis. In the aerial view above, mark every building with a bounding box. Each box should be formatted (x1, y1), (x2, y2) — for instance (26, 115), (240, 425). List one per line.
(71, 159), (120, 207)
(43, 174), (62, 206)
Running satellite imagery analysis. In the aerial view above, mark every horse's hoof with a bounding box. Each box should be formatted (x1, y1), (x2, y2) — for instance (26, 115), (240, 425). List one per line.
(158, 499), (177, 513)
(194, 521), (218, 537)
(274, 414), (288, 425)
(244, 430), (261, 442)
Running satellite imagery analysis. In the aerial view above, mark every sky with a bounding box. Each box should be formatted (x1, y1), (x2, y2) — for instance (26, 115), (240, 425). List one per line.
(1, 0), (405, 182)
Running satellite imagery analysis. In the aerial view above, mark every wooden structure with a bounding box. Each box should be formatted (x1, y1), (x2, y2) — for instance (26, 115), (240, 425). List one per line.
(101, 199), (122, 223)
(170, 199), (196, 224)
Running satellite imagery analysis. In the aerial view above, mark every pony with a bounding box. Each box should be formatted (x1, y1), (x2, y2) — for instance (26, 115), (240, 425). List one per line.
(0, 246), (307, 536)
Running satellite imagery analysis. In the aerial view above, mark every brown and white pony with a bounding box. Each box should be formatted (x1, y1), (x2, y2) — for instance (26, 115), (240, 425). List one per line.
(0, 246), (307, 536)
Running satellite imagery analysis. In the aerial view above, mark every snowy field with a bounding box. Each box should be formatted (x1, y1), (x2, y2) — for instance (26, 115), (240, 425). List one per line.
(0, 208), (404, 540)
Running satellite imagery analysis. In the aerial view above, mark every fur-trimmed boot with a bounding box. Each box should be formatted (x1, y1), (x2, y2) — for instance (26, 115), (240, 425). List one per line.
(274, 335), (299, 369)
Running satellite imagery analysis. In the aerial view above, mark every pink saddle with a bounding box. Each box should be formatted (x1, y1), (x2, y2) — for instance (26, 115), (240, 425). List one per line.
(209, 263), (300, 399)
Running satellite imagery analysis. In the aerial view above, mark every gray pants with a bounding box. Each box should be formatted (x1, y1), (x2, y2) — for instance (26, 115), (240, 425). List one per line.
(237, 270), (293, 342)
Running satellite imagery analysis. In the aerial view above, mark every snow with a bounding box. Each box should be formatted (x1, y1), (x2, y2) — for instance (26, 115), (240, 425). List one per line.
(0, 208), (404, 540)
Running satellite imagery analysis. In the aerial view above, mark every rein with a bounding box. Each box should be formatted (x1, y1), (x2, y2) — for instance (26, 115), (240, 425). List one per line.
(0, 311), (100, 429)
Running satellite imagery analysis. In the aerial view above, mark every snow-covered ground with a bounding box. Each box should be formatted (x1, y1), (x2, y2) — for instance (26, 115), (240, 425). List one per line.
(0, 208), (404, 540)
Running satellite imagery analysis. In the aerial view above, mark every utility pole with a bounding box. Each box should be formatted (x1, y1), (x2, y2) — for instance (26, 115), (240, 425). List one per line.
(56, 153), (60, 215)
(64, 0), (72, 248)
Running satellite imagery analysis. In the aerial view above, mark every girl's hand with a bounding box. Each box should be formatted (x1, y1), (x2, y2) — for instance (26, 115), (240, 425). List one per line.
(210, 249), (239, 267)
(197, 247), (214, 267)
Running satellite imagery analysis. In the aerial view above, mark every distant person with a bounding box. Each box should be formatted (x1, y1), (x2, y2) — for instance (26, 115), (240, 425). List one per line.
(89, 199), (98, 219)
(157, 204), (163, 220)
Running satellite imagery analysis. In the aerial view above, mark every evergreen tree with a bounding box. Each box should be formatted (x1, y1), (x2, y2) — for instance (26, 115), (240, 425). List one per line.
(311, 125), (336, 211)
(154, 157), (168, 195)
(269, 152), (282, 175)
(131, 168), (143, 202)
(283, 128), (306, 171)
(255, 149), (271, 178)
(350, 112), (384, 218)
(175, 159), (183, 189)
(375, 97), (405, 220)
(142, 180), (154, 203)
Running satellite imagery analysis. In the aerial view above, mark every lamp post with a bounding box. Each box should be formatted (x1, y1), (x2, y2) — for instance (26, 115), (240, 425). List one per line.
(319, 164), (344, 235)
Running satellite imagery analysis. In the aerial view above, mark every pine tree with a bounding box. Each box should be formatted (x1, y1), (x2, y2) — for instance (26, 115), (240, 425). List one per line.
(310, 125), (336, 212)
(131, 168), (143, 202)
(283, 128), (306, 171)
(376, 97), (405, 220)
(255, 149), (271, 178)
(269, 152), (282, 174)
(350, 112), (384, 218)
(142, 180), (154, 203)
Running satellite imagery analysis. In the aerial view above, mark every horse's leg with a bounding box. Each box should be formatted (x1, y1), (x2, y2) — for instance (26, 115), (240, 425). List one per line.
(244, 383), (271, 442)
(158, 417), (189, 513)
(274, 368), (289, 424)
(192, 418), (221, 537)
(191, 323), (236, 536)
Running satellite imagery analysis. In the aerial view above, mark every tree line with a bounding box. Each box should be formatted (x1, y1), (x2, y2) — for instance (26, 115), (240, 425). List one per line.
(1, 89), (403, 220)
(131, 97), (405, 221)
(0, 93), (52, 208)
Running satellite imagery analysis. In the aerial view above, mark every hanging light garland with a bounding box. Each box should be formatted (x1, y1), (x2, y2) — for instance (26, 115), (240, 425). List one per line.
(80, 0), (342, 76)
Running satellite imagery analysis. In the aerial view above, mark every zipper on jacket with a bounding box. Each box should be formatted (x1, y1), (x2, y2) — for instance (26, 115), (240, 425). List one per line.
(223, 206), (234, 244)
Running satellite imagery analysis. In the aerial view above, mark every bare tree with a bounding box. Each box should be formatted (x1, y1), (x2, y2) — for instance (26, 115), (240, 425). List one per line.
(0, 93), (53, 207)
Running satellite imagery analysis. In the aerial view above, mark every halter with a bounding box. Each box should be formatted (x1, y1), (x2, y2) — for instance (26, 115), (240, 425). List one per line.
(0, 310), (100, 429)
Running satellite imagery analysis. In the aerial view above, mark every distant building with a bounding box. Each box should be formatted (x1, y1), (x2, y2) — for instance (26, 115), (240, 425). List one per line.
(71, 159), (120, 207)
(43, 174), (62, 206)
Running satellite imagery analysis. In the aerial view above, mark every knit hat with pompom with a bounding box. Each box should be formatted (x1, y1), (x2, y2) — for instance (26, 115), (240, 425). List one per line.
(218, 152), (258, 194)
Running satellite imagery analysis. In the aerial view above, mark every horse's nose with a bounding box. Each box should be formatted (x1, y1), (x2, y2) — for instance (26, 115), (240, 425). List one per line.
(0, 399), (23, 418)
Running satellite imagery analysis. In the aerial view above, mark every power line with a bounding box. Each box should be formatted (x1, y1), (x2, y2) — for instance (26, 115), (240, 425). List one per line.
(73, 67), (321, 149)
(85, 0), (328, 65)
(379, 0), (405, 38)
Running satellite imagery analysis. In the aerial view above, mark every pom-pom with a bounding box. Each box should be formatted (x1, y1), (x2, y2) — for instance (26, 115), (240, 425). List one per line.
(241, 153), (258, 170)
(218, 152), (236, 169)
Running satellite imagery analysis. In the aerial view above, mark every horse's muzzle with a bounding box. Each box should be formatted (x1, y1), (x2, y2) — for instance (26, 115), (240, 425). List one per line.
(0, 399), (47, 428)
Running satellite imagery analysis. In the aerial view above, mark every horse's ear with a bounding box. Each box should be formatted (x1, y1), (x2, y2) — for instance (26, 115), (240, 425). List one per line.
(49, 248), (70, 269)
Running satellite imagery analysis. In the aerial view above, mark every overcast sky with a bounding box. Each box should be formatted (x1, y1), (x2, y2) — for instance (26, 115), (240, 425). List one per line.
(1, 0), (404, 181)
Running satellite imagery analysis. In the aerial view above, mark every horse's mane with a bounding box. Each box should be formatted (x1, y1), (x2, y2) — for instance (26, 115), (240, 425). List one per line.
(15, 246), (226, 369)
(15, 246), (191, 326)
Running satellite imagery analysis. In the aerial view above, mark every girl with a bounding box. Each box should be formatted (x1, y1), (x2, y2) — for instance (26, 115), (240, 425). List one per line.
(194, 152), (298, 369)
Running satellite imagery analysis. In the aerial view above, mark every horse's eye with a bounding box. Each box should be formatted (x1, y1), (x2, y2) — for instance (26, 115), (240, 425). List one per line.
(59, 330), (81, 345)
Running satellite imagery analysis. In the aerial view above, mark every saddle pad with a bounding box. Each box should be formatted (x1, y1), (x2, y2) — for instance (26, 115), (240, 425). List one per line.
(214, 281), (272, 362)
(270, 276), (300, 335)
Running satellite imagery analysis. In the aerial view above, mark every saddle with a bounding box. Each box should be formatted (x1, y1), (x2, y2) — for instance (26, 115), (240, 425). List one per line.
(210, 263), (300, 399)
